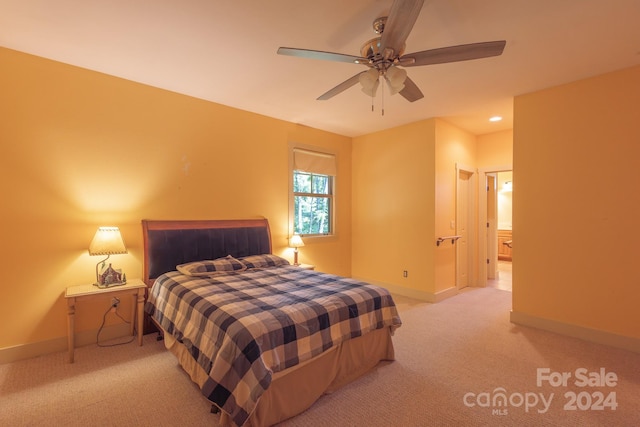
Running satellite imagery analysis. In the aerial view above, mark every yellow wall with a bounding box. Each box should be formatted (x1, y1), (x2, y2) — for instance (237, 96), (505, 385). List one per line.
(352, 118), (481, 299)
(477, 130), (513, 168)
(0, 47), (352, 353)
(513, 65), (640, 340)
(352, 120), (436, 296)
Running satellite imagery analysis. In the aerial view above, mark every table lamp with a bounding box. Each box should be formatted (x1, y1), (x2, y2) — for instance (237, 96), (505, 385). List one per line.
(89, 226), (128, 288)
(289, 234), (305, 266)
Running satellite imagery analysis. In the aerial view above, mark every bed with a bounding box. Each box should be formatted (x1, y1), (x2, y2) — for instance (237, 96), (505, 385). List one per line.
(142, 219), (402, 427)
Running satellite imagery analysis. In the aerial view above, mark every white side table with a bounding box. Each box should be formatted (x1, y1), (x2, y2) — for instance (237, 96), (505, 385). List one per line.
(64, 279), (146, 363)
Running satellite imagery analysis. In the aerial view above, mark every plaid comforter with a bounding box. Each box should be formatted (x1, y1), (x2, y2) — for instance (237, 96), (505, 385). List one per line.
(145, 266), (402, 427)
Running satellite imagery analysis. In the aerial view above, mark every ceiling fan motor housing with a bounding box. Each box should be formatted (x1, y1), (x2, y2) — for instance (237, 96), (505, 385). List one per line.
(361, 40), (405, 76)
(362, 16), (405, 70)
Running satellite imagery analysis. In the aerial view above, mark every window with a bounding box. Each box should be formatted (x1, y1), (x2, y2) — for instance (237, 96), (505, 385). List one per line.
(291, 148), (336, 236)
(293, 171), (333, 235)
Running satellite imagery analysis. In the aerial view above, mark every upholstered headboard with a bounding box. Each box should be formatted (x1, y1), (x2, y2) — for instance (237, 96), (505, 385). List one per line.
(141, 219), (272, 287)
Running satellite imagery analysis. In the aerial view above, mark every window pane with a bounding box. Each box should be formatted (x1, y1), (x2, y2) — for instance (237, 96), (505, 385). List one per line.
(310, 197), (330, 234)
(294, 171), (311, 193)
(311, 174), (330, 195)
(294, 195), (331, 235)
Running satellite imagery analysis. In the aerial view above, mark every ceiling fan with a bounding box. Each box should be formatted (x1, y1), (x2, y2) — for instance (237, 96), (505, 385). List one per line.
(277, 0), (506, 103)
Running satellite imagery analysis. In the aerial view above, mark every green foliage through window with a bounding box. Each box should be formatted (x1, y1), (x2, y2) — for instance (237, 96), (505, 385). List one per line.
(293, 171), (333, 235)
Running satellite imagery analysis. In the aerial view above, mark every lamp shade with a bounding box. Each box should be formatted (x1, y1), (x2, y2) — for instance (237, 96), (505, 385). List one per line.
(359, 68), (380, 97)
(289, 234), (305, 248)
(88, 227), (127, 255)
(385, 66), (407, 95)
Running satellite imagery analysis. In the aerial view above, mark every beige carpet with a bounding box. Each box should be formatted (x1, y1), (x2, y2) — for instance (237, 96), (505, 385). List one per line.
(1, 287), (638, 426)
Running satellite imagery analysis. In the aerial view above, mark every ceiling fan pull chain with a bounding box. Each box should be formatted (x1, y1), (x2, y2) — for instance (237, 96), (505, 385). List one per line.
(381, 80), (385, 116)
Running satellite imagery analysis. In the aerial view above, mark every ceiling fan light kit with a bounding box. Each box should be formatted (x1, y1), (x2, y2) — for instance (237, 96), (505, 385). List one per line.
(277, 0), (506, 112)
(359, 69), (380, 97)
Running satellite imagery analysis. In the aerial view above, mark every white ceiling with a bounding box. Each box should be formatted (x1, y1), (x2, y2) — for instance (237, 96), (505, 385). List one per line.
(1, 0), (639, 137)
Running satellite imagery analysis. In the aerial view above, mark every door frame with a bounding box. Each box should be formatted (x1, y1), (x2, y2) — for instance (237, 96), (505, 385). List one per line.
(486, 173), (498, 280)
(478, 165), (513, 287)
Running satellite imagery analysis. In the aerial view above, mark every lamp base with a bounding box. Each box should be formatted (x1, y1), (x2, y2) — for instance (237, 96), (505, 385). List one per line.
(95, 260), (126, 288)
(93, 280), (127, 289)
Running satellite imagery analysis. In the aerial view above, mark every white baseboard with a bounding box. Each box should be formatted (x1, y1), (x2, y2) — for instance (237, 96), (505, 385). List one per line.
(510, 310), (640, 354)
(354, 277), (458, 303)
(0, 323), (133, 364)
(433, 286), (459, 302)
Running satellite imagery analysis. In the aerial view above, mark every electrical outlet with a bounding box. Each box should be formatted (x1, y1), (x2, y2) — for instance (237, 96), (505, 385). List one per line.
(111, 297), (120, 307)
(403, 270), (408, 278)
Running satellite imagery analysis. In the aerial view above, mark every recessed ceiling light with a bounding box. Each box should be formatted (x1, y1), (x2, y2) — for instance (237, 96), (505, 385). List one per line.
(489, 116), (503, 122)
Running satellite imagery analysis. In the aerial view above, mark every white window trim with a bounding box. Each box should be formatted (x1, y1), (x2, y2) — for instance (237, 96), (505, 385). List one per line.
(288, 142), (338, 241)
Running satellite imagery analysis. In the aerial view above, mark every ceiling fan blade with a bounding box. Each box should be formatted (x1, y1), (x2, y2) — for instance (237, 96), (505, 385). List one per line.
(317, 72), (368, 100)
(401, 40), (506, 67)
(398, 76), (424, 102)
(277, 47), (367, 64)
(379, 0), (425, 59)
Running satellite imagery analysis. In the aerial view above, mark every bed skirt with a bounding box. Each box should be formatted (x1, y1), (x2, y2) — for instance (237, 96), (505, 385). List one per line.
(163, 327), (396, 427)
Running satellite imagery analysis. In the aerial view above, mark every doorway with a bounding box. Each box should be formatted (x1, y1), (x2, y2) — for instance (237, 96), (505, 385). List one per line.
(478, 167), (513, 288)
(494, 172), (513, 290)
(486, 173), (498, 280)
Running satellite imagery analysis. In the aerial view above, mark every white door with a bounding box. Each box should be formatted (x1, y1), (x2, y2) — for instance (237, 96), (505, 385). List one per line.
(456, 170), (473, 289)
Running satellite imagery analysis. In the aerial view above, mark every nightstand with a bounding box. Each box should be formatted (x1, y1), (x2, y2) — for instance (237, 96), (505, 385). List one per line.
(296, 263), (316, 270)
(64, 279), (146, 363)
